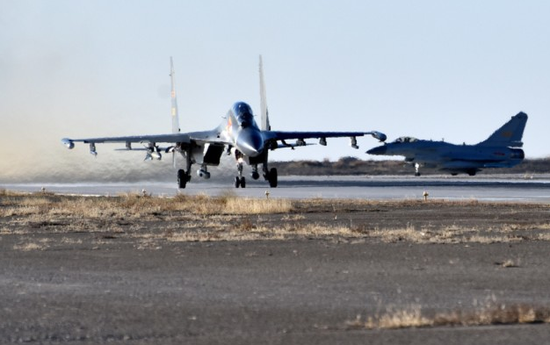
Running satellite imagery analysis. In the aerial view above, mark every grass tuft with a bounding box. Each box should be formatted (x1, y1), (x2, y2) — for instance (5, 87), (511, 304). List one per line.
(348, 303), (550, 330)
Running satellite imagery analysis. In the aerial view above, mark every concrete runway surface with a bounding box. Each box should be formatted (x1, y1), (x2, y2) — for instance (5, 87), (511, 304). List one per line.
(1, 240), (550, 344)
(3, 174), (550, 202)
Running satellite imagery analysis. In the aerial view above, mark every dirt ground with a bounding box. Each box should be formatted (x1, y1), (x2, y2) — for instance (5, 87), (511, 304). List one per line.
(1, 194), (550, 344)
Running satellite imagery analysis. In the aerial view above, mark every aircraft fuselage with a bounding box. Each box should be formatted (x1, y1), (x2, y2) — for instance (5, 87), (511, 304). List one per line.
(368, 139), (524, 175)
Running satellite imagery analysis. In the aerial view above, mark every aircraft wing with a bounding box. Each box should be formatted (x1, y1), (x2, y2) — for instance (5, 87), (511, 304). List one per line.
(265, 130), (386, 144)
(61, 129), (234, 157)
(62, 133), (191, 146)
(62, 133), (193, 158)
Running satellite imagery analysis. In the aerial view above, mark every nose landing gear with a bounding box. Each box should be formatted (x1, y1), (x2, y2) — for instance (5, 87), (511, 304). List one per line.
(235, 176), (246, 188)
(235, 152), (246, 188)
(414, 163), (421, 177)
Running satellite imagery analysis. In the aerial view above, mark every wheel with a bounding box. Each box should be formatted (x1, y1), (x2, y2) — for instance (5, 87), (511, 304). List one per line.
(177, 170), (187, 189)
(235, 176), (241, 188)
(240, 176), (246, 188)
(414, 172), (421, 177)
(251, 171), (260, 180)
(268, 168), (278, 188)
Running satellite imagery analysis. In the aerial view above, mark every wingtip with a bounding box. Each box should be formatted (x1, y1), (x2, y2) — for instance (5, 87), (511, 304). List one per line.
(61, 138), (74, 149)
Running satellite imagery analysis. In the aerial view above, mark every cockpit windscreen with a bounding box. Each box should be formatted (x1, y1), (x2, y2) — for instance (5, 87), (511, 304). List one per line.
(233, 102), (257, 128)
(394, 136), (418, 143)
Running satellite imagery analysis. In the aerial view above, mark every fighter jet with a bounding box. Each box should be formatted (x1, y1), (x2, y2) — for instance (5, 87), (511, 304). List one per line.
(366, 112), (528, 176)
(62, 57), (386, 188)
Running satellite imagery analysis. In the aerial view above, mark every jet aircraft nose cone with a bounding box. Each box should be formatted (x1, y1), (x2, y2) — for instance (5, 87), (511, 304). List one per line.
(367, 145), (387, 155)
(237, 129), (265, 157)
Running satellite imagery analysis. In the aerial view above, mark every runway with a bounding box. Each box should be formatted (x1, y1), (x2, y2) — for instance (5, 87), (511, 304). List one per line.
(3, 174), (550, 202)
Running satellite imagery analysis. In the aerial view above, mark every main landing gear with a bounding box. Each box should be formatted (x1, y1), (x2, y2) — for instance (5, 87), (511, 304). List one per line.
(177, 147), (193, 189)
(265, 167), (278, 188)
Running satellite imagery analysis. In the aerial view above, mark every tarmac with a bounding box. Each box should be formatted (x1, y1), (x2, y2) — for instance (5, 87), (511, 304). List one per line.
(3, 174), (550, 202)
(1, 239), (549, 344)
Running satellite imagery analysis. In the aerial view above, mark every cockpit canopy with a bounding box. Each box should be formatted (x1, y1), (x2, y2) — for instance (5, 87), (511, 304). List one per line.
(233, 102), (258, 129)
(393, 136), (418, 144)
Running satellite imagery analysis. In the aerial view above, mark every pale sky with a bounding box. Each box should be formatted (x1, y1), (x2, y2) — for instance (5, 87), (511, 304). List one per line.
(1, 1), (549, 182)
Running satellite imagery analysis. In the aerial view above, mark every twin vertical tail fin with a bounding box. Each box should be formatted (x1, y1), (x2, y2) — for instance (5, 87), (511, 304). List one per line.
(170, 57), (181, 134)
(259, 55), (271, 131)
(477, 112), (528, 147)
(169, 57), (181, 168)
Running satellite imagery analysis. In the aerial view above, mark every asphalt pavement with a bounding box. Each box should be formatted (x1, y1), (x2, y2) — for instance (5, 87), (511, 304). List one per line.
(1, 239), (550, 344)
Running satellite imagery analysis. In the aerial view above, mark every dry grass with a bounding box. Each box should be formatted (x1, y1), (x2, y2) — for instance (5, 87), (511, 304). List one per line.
(0, 192), (292, 219)
(0, 189), (26, 197)
(224, 197), (292, 214)
(2, 190), (550, 244)
(348, 303), (550, 330)
(13, 242), (49, 251)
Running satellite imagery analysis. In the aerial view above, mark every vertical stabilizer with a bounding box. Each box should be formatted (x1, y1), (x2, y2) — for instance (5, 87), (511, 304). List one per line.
(170, 57), (181, 133)
(259, 55), (271, 131)
(477, 112), (528, 147)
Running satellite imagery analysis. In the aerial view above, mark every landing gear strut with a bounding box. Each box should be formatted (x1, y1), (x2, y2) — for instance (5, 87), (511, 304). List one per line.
(414, 163), (421, 177)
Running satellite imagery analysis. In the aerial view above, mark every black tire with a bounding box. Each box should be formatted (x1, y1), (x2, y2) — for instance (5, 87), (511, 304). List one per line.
(235, 176), (241, 188)
(240, 177), (246, 188)
(269, 168), (278, 188)
(177, 170), (187, 189)
(251, 171), (260, 180)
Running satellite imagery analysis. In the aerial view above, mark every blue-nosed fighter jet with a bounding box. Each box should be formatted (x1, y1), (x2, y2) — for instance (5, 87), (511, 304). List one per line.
(61, 57), (386, 188)
(367, 112), (527, 176)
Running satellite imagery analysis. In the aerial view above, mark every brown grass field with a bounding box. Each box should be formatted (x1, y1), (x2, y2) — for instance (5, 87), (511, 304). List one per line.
(2, 189), (550, 246)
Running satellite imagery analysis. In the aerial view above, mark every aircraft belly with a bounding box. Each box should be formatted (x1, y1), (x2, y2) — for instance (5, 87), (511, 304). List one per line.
(248, 150), (268, 165)
(441, 161), (481, 170)
(203, 144), (224, 165)
(412, 155), (440, 166)
(191, 143), (224, 166)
